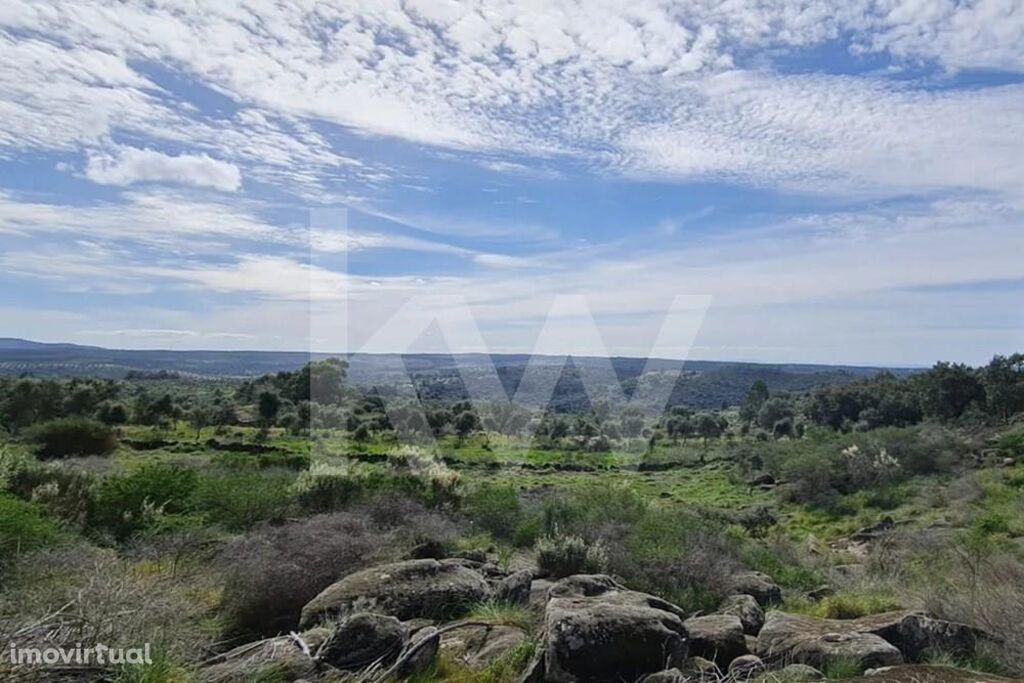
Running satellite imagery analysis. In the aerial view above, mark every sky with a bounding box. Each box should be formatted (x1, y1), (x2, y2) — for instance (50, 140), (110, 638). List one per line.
(0, 0), (1023, 366)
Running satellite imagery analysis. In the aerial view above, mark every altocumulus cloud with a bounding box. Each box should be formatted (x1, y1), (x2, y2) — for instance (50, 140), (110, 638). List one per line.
(84, 146), (242, 192)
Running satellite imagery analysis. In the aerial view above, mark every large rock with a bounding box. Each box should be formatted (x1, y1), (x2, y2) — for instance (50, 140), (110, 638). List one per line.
(720, 593), (766, 635)
(638, 669), (690, 683)
(731, 572), (784, 607)
(199, 627), (331, 683)
(683, 614), (748, 666)
(299, 559), (490, 628)
(494, 569), (534, 605)
(439, 623), (528, 670)
(537, 575), (690, 682)
(755, 663), (825, 681)
(756, 612), (903, 672)
(852, 665), (1016, 682)
(847, 611), (983, 660)
(729, 654), (766, 678)
(392, 625), (440, 678)
(316, 612), (406, 670)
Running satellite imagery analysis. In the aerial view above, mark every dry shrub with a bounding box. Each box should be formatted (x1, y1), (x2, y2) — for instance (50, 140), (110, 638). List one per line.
(919, 550), (1024, 675)
(218, 495), (461, 642)
(0, 539), (218, 675)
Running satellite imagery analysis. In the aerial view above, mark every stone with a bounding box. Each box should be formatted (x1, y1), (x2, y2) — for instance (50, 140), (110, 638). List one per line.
(853, 664), (1016, 682)
(730, 572), (783, 607)
(199, 627), (331, 683)
(756, 612), (903, 672)
(754, 663), (825, 682)
(439, 623), (528, 670)
(316, 612), (406, 670)
(494, 569), (534, 605)
(538, 578), (689, 682)
(684, 614), (748, 666)
(299, 559), (490, 628)
(729, 654), (766, 678)
(638, 668), (691, 682)
(392, 625), (440, 678)
(720, 593), (766, 635)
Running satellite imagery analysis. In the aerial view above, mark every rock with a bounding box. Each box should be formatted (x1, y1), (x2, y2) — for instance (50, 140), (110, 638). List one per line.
(529, 579), (555, 611)
(199, 627), (331, 683)
(638, 668), (690, 682)
(746, 635), (759, 653)
(454, 548), (489, 563)
(806, 585), (835, 601)
(683, 614), (748, 666)
(547, 573), (624, 598)
(730, 572), (783, 607)
(316, 612), (406, 670)
(681, 656), (721, 678)
(755, 663), (825, 681)
(851, 517), (895, 542)
(849, 611), (983, 661)
(407, 540), (447, 559)
(439, 623), (528, 670)
(720, 594), (765, 635)
(494, 569), (534, 605)
(729, 654), (766, 677)
(392, 625), (440, 678)
(748, 473), (776, 487)
(853, 664), (1016, 682)
(538, 578), (689, 682)
(299, 559), (490, 628)
(756, 612), (903, 672)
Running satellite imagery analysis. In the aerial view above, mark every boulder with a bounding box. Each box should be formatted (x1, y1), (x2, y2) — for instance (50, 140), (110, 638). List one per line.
(494, 569), (534, 605)
(299, 559), (490, 628)
(199, 627), (331, 683)
(720, 593), (766, 635)
(392, 625), (440, 678)
(848, 611), (983, 661)
(729, 654), (766, 678)
(730, 572), (783, 607)
(853, 664), (1016, 682)
(538, 577), (689, 682)
(638, 668), (691, 683)
(755, 663), (825, 682)
(756, 612), (903, 672)
(683, 614), (748, 666)
(316, 612), (406, 670)
(529, 579), (555, 611)
(439, 623), (528, 670)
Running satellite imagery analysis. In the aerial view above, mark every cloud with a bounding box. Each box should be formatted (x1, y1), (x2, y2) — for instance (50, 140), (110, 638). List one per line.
(84, 146), (242, 191)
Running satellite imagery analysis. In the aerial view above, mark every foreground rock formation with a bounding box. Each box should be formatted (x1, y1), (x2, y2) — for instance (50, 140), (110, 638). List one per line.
(196, 557), (1006, 683)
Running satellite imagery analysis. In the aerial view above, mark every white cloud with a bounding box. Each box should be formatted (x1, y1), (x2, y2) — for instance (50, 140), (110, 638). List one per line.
(84, 146), (242, 191)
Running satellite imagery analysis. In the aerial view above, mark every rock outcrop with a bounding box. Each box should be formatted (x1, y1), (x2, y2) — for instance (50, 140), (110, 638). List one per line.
(720, 593), (766, 635)
(683, 614), (748, 666)
(299, 558), (490, 628)
(731, 571), (784, 607)
(533, 574), (690, 682)
(756, 612), (903, 671)
(439, 623), (528, 670)
(852, 665), (1017, 683)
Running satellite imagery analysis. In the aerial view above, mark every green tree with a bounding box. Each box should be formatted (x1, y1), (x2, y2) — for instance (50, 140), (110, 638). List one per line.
(983, 353), (1024, 422)
(257, 391), (281, 429)
(915, 362), (986, 421)
(740, 380), (770, 424)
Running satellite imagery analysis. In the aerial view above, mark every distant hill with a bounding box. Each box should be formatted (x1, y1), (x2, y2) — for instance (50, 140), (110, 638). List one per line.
(0, 338), (917, 410)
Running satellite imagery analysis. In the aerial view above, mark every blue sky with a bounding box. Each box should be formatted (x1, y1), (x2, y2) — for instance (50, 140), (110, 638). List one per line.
(1, 0), (1023, 365)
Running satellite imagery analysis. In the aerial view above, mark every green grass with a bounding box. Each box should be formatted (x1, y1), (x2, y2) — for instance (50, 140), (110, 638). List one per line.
(785, 591), (903, 619)
(823, 656), (863, 680)
(466, 601), (537, 632)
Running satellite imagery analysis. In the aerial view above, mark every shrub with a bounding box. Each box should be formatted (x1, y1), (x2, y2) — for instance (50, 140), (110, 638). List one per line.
(292, 462), (361, 513)
(0, 494), (60, 562)
(465, 482), (522, 540)
(535, 533), (608, 578)
(92, 463), (198, 541)
(794, 592), (903, 619)
(218, 511), (402, 639)
(193, 469), (294, 531)
(25, 417), (117, 459)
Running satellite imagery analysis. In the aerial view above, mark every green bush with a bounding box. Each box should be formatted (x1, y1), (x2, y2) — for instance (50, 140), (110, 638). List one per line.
(465, 482), (522, 540)
(536, 533), (608, 578)
(292, 463), (362, 513)
(10, 464), (97, 530)
(0, 493), (60, 561)
(25, 417), (117, 459)
(193, 469), (294, 531)
(92, 463), (198, 540)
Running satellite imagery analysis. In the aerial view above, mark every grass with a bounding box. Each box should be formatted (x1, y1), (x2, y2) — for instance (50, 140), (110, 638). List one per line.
(822, 656), (863, 680)
(465, 601), (537, 631)
(785, 591), (903, 619)
(411, 642), (536, 683)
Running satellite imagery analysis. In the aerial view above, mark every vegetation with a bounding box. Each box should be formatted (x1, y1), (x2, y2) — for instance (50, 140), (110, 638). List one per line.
(1, 351), (1023, 680)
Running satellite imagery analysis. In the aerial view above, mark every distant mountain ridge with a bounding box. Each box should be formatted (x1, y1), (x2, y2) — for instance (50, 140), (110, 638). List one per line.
(0, 338), (917, 409)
